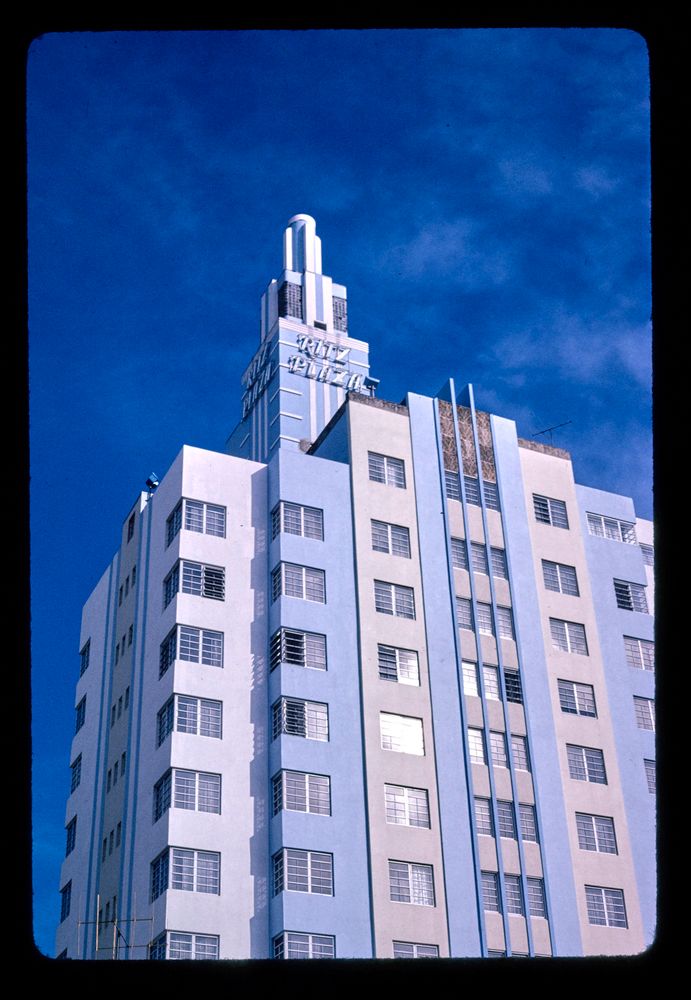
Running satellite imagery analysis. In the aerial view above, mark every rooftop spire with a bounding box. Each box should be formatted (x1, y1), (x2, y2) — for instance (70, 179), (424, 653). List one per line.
(283, 214), (322, 274)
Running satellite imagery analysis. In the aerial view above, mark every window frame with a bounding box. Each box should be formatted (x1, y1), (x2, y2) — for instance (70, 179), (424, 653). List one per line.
(377, 643), (420, 686)
(567, 744), (607, 785)
(368, 451), (406, 488)
(558, 678), (597, 718)
(614, 579), (649, 614)
(550, 617), (589, 655)
(270, 627), (327, 671)
(542, 559), (579, 596)
(271, 501), (324, 541)
(371, 519), (411, 559)
(586, 512), (636, 544)
(374, 580), (416, 619)
(576, 813), (618, 854)
(273, 849), (334, 897)
(272, 697), (329, 743)
(380, 712), (425, 756)
(388, 860), (435, 907)
(272, 562), (326, 604)
(585, 885), (628, 928)
(623, 635), (654, 671)
(272, 770), (331, 817)
(533, 494), (569, 529)
(384, 784), (431, 829)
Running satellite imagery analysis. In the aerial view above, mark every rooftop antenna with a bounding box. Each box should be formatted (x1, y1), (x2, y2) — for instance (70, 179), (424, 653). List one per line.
(532, 420), (572, 446)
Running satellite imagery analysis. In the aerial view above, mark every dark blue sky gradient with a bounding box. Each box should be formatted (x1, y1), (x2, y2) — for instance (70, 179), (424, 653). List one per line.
(28, 29), (650, 954)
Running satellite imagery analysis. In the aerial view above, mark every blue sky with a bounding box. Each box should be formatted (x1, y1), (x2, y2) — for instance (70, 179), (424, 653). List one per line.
(27, 29), (650, 955)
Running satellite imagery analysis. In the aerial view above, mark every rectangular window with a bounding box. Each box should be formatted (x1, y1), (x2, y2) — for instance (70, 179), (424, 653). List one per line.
(463, 476), (481, 505)
(476, 602), (494, 635)
(533, 494), (569, 528)
(467, 728), (486, 764)
(149, 932), (219, 961)
(481, 872), (500, 912)
(511, 735), (530, 771)
(170, 848), (221, 895)
(585, 886), (628, 928)
(489, 731), (508, 767)
(444, 469), (461, 500)
(166, 501), (183, 546)
(273, 933), (336, 960)
(644, 759), (655, 793)
(640, 543), (654, 566)
(474, 798), (493, 835)
(60, 882), (72, 922)
(65, 817), (77, 856)
(270, 628), (327, 671)
(470, 542), (489, 575)
(550, 618), (588, 655)
(567, 745), (607, 784)
(128, 625), (133, 646)
(272, 562), (326, 604)
(497, 800), (516, 838)
(155, 769), (221, 819)
(624, 636), (654, 671)
(388, 861), (435, 906)
(158, 695), (222, 743)
(483, 481), (500, 511)
(451, 537), (468, 570)
(504, 670), (523, 704)
(125, 576), (129, 596)
(116, 822), (121, 847)
(151, 849), (170, 901)
(587, 513), (636, 544)
(163, 564), (179, 608)
(368, 452), (406, 488)
(380, 713), (424, 755)
(634, 696), (655, 731)
(131, 565), (136, 587)
(576, 813), (617, 854)
(542, 560), (579, 596)
(272, 501), (324, 541)
(167, 499), (226, 545)
(273, 849), (334, 896)
(483, 665), (500, 700)
(496, 606), (515, 640)
(614, 579), (649, 613)
(371, 520), (411, 558)
(153, 772), (172, 821)
(558, 679), (597, 717)
(505, 874), (524, 914)
(118, 585), (123, 607)
(385, 785), (430, 828)
(160, 624), (224, 675)
(272, 698), (329, 742)
(181, 561), (225, 601)
(519, 804), (538, 843)
(79, 640), (90, 676)
(374, 580), (415, 619)
(392, 942), (439, 959)
(70, 755), (82, 793)
(107, 768), (112, 792)
(75, 696), (86, 733)
(462, 661), (479, 697)
(490, 547), (508, 578)
(378, 644), (420, 685)
(127, 513), (135, 542)
(527, 878), (547, 918)
(456, 597), (473, 630)
(272, 771), (331, 816)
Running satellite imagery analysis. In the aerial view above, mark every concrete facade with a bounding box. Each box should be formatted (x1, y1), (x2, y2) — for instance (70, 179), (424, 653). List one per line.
(55, 217), (654, 960)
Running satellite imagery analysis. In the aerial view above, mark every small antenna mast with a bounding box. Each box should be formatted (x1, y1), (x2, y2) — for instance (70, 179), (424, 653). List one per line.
(532, 419), (572, 446)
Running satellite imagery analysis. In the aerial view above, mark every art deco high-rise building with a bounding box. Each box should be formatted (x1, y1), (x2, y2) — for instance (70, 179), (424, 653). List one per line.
(55, 215), (655, 960)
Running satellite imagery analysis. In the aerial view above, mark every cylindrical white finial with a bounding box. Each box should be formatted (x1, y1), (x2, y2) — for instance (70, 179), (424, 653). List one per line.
(283, 215), (321, 274)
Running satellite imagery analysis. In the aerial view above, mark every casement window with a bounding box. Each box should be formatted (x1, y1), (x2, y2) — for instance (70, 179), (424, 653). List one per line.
(371, 520), (411, 558)
(567, 745), (607, 784)
(270, 628), (327, 671)
(464, 477), (501, 512)
(587, 513), (636, 544)
(125, 576), (129, 596)
(60, 881), (72, 922)
(467, 728), (486, 764)
(476, 603), (494, 635)
(79, 640), (90, 676)
(164, 561), (225, 606)
(614, 579), (649, 613)
(128, 625), (133, 646)
(65, 817), (76, 856)
(154, 769), (221, 821)
(378, 644), (420, 685)
(624, 635), (654, 671)
(474, 798), (493, 835)
(640, 543), (654, 566)
(272, 698), (329, 742)
(272, 562), (326, 604)
(272, 849), (333, 896)
(483, 666), (500, 700)
(102, 838), (107, 861)
(533, 494), (569, 529)
(117, 696), (123, 719)
(159, 624), (224, 678)
(157, 695), (222, 745)
(119, 586), (123, 607)
(166, 499), (226, 546)
(483, 481), (500, 511)
(124, 687), (129, 709)
(490, 548), (508, 578)
(392, 942), (439, 959)
(131, 564), (136, 587)
(497, 800), (516, 839)
(576, 813), (617, 854)
(75, 696), (86, 733)
(481, 872), (500, 912)
(272, 771), (331, 816)
(127, 514), (135, 542)
(634, 696), (655, 731)
(272, 501), (324, 541)
(462, 661), (479, 697)
(476, 604), (514, 639)
(368, 452), (406, 488)
(511, 735), (530, 771)
(644, 759), (655, 794)
(585, 886), (628, 928)
(470, 543), (489, 575)
(457, 597), (473, 630)
(273, 933), (336, 960)
(451, 537), (468, 569)
(111, 704), (116, 727)
(374, 580), (415, 619)
(558, 679), (597, 718)
(151, 848), (221, 901)
(550, 618), (588, 655)
(489, 731), (508, 767)
(388, 861), (435, 906)
(278, 279), (303, 319)
(444, 470), (461, 500)
(385, 785), (430, 828)
(107, 769), (112, 792)
(527, 878), (547, 918)
(504, 670), (523, 704)
(70, 755), (82, 793)
(149, 932), (219, 961)
(519, 804), (538, 843)
(116, 822), (121, 847)
(542, 560), (579, 596)
(505, 875), (524, 914)
(380, 713), (424, 755)
(466, 543), (507, 578)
